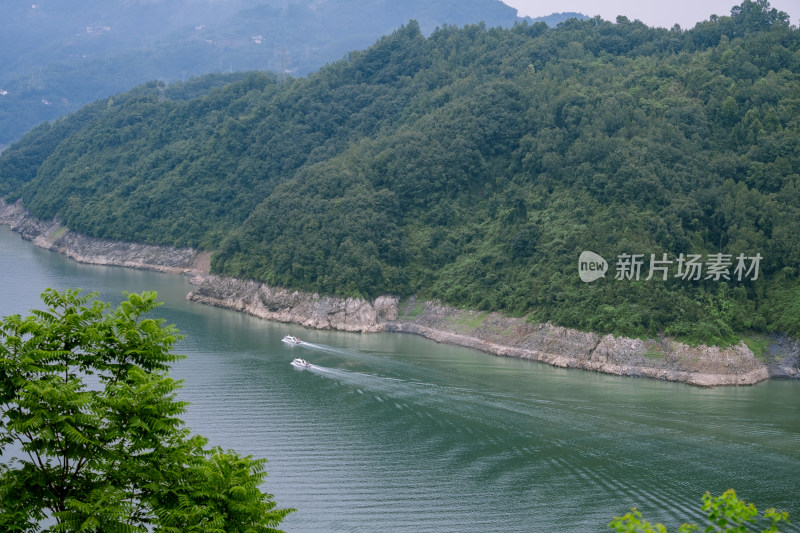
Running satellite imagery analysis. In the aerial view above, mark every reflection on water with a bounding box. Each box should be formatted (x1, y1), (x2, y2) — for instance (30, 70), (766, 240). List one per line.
(1, 226), (799, 532)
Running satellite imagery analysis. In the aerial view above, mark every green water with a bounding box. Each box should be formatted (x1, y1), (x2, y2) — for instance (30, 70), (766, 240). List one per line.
(1, 226), (798, 532)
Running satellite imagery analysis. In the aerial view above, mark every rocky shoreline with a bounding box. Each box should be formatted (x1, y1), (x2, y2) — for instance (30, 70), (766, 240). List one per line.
(0, 199), (209, 275)
(2, 198), (797, 387)
(186, 275), (783, 387)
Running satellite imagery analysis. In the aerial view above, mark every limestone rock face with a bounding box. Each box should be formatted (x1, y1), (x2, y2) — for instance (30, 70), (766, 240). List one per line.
(373, 295), (399, 321)
(0, 199), (208, 275)
(385, 298), (770, 387)
(767, 335), (800, 377)
(187, 275), (389, 333)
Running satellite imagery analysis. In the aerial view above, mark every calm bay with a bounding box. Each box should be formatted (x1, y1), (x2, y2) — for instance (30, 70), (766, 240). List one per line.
(1, 225), (798, 532)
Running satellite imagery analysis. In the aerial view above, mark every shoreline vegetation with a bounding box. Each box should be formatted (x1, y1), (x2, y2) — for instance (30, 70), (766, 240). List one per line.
(2, 198), (797, 387)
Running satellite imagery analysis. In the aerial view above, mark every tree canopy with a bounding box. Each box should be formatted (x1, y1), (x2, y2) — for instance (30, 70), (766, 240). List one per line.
(609, 489), (790, 533)
(0, 289), (293, 531)
(1, 1), (799, 345)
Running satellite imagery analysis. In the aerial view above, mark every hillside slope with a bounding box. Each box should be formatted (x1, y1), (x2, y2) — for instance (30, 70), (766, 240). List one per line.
(1, 2), (799, 345)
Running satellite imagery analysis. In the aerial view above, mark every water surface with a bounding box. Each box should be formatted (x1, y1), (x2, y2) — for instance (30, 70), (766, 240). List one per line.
(1, 226), (797, 532)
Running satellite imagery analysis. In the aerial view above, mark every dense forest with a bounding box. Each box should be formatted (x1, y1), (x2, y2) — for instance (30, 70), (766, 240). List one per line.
(1, 0), (799, 345)
(0, 0), (582, 148)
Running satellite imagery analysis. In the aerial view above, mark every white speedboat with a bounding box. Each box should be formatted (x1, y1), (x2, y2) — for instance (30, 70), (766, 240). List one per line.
(282, 335), (302, 344)
(290, 358), (311, 369)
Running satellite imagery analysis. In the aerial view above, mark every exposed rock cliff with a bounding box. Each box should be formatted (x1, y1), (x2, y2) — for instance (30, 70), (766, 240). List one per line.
(386, 298), (770, 387)
(766, 334), (800, 379)
(186, 274), (393, 332)
(186, 275), (775, 386)
(1, 197), (793, 386)
(0, 199), (209, 275)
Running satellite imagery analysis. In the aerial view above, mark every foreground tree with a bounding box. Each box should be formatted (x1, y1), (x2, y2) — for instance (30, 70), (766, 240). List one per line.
(0, 289), (293, 532)
(610, 489), (790, 533)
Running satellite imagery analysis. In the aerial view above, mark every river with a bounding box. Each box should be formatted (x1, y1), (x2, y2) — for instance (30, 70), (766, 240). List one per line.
(1, 225), (798, 532)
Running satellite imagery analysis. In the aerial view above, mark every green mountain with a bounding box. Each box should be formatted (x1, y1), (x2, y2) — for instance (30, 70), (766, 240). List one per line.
(1, 0), (568, 149)
(2, 1), (799, 345)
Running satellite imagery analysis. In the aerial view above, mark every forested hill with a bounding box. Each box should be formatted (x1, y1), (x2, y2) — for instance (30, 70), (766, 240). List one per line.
(1, 1), (799, 345)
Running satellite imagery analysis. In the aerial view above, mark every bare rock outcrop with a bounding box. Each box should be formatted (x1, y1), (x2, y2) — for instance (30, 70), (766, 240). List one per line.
(386, 297), (770, 387)
(187, 279), (772, 386)
(187, 275), (387, 332)
(0, 199), (209, 275)
(765, 334), (800, 378)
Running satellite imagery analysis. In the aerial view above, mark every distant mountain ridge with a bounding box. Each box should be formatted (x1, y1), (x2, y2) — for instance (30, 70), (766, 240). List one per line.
(0, 0), (586, 149)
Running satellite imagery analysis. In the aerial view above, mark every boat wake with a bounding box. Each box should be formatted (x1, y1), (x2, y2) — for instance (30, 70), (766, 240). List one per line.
(294, 342), (350, 355)
(290, 342), (434, 381)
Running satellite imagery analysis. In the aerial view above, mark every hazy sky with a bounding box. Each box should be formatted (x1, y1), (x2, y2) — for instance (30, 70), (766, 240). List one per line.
(502, 1), (799, 29)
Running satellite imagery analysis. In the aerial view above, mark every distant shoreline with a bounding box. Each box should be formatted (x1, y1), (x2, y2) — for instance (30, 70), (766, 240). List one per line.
(2, 197), (797, 387)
